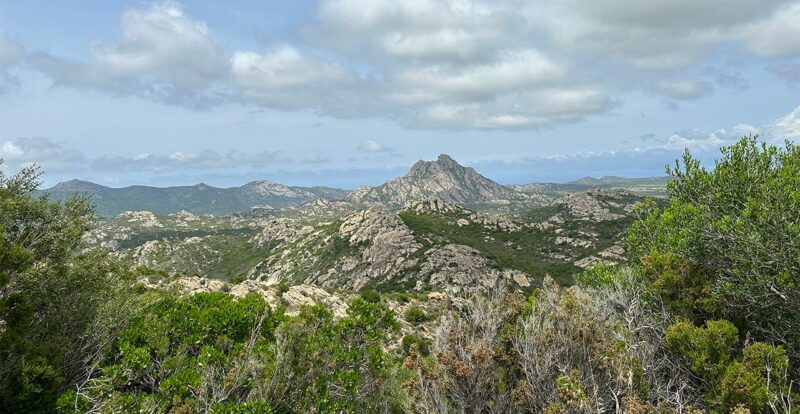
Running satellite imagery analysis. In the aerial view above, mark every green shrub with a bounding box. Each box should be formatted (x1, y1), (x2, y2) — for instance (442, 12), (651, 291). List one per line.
(719, 343), (791, 411)
(404, 306), (428, 325)
(402, 334), (432, 357)
(628, 137), (800, 361)
(61, 292), (281, 413)
(666, 319), (796, 411)
(573, 262), (619, 287)
(639, 252), (715, 320)
(666, 319), (739, 382)
(359, 289), (381, 303)
(277, 283), (290, 294)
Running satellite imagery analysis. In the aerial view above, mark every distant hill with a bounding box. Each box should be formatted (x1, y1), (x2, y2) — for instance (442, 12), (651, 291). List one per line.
(39, 180), (349, 217)
(347, 154), (549, 208)
(512, 175), (669, 197)
(566, 175), (669, 186)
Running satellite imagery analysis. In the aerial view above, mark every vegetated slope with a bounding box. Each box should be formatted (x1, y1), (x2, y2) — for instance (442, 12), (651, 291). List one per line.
(90, 189), (643, 290)
(348, 154), (550, 209)
(39, 179), (349, 216)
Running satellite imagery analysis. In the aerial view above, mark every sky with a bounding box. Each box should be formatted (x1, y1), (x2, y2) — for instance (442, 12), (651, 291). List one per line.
(0, 0), (799, 189)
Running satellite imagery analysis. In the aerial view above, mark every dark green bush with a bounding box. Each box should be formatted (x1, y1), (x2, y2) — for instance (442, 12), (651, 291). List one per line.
(404, 306), (428, 325)
(359, 289), (381, 303)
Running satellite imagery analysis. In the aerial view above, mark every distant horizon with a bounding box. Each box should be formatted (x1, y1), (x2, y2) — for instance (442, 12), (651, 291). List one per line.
(40, 155), (671, 191)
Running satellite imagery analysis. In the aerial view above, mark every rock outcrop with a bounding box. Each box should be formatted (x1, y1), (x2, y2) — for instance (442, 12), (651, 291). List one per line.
(557, 188), (638, 221)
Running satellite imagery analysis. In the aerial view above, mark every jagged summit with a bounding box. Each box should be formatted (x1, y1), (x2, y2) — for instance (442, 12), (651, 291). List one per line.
(347, 153), (528, 207)
(406, 154), (460, 176)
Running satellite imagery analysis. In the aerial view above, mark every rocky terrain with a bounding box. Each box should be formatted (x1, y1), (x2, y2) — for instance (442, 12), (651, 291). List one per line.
(87, 187), (645, 293)
(74, 155), (661, 296)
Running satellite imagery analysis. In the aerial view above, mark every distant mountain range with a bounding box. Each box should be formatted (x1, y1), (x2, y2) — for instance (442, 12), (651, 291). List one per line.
(41, 154), (668, 216)
(39, 180), (349, 216)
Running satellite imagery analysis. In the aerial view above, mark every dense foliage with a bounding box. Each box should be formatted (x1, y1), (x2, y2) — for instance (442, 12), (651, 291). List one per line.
(628, 137), (800, 365)
(1, 137), (798, 413)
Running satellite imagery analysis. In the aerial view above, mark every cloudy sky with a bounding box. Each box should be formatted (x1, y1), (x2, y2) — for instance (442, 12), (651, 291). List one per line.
(1, 0), (799, 188)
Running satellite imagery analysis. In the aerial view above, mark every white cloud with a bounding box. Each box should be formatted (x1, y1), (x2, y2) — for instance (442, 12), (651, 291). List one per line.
(0, 138), (88, 172)
(232, 47), (349, 89)
(358, 139), (395, 153)
(414, 87), (613, 129)
(230, 46), (357, 110)
(765, 104), (800, 139)
(394, 50), (566, 101)
(29, 2), (226, 106)
(744, 3), (800, 58)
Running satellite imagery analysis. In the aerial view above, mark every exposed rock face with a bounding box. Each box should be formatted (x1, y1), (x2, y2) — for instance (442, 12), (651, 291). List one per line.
(247, 205), (533, 294)
(466, 211), (521, 232)
(244, 180), (313, 198)
(421, 244), (531, 294)
(555, 236), (594, 249)
(117, 211), (162, 228)
(574, 244), (627, 268)
(403, 199), (521, 231)
(312, 207), (422, 290)
(172, 210), (200, 221)
(348, 154), (540, 207)
(250, 219), (312, 246)
(140, 276), (352, 318)
(557, 188), (638, 221)
(343, 210), (418, 259)
(404, 199), (467, 215)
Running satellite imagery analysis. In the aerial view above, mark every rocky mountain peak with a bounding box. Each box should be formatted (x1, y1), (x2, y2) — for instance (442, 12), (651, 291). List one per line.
(407, 154), (468, 178)
(348, 154), (529, 207)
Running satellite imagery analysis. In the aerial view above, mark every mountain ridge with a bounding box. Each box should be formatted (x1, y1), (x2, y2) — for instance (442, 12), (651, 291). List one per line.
(40, 180), (350, 217)
(42, 154), (668, 216)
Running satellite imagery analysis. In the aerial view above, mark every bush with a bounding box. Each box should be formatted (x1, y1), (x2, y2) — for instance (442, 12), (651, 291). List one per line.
(276, 282), (290, 294)
(359, 289), (381, 303)
(666, 319), (796, 411)
(58, 292), (281, 413)
(666, 319), (739, 382)
(627, 137), (800, 361)
(404, 306), (429, 325)
(401, 334), (432, 357)
(514, 277), (699, 411)
(260, 298), (405, 413)
(719, 343), (792, 411)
